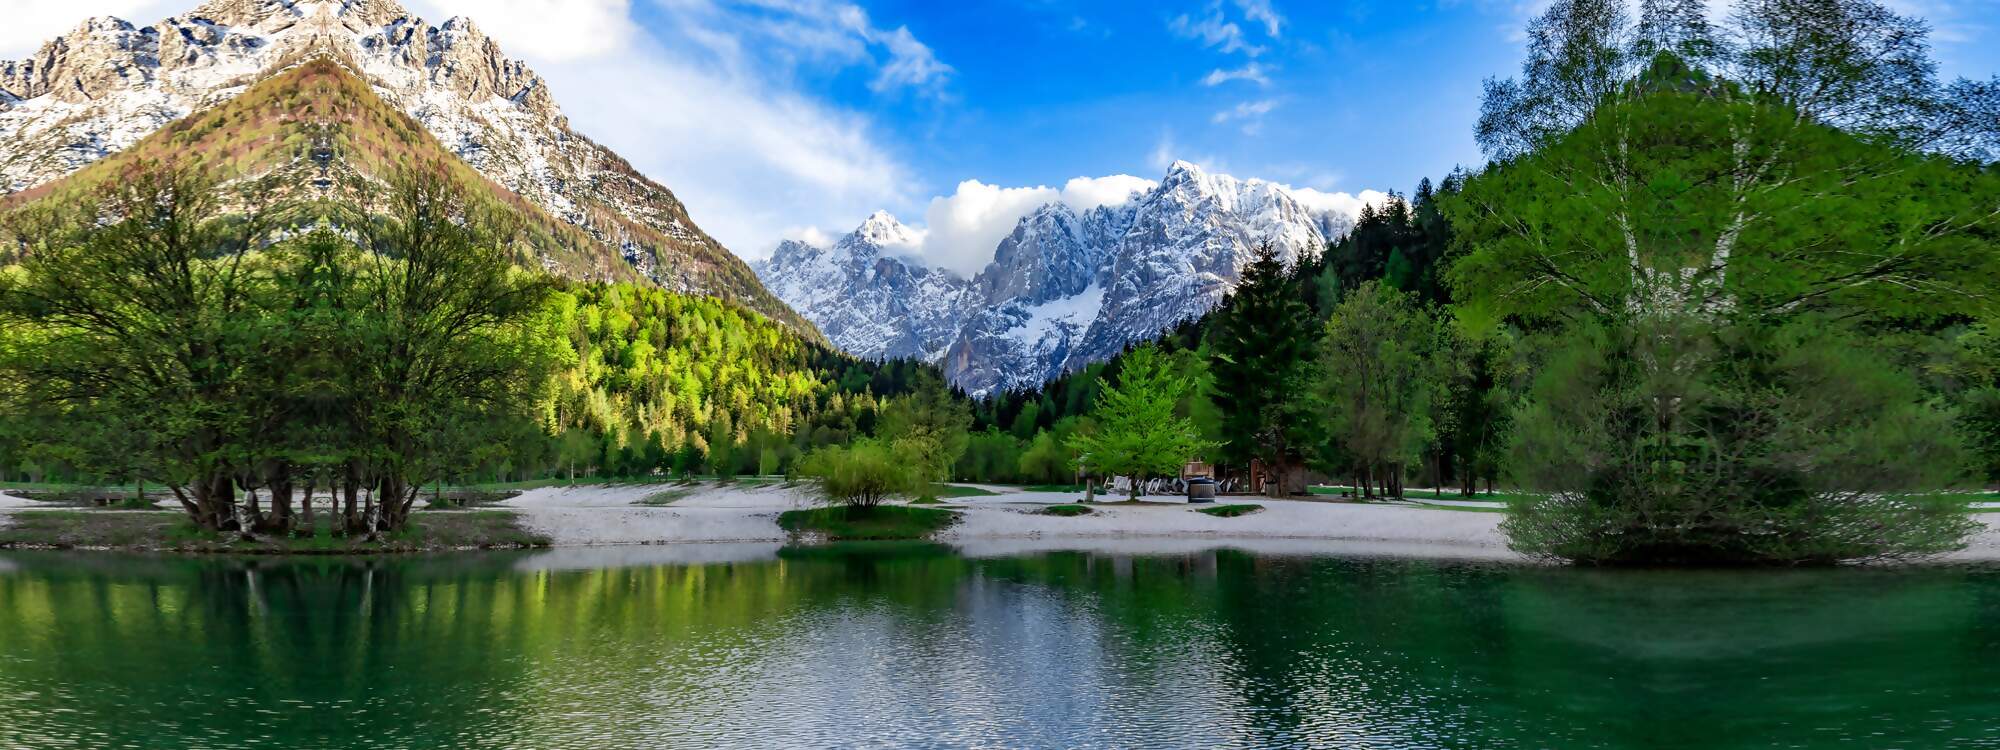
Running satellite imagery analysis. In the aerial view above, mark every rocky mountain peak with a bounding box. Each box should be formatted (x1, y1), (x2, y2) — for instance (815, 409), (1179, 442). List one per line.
(759, 160), (1362, 396)
(847, 211), (920, 251)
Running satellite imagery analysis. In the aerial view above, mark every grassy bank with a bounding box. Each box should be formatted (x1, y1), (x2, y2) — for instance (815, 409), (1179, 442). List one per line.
(778, 506), (960, 541)
(0, 510), (549, 554)
(1309, 486), (1536, 504)
(1198, 504), (1265, 518)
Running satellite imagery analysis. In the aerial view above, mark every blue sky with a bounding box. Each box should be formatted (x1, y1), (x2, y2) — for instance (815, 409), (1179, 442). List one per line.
(7, 0), (1998, 272)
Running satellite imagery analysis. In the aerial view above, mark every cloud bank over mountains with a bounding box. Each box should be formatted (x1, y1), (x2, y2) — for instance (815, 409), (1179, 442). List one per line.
(824, 171), (1388, 278)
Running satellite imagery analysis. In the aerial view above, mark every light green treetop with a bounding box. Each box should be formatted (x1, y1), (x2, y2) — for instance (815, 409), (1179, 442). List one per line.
(1068, 344), (1214, 501)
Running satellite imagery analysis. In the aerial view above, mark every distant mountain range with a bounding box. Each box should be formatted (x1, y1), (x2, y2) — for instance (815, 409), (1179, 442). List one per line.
(755, 160), (1357, 396)
(0, 0), (814, 335)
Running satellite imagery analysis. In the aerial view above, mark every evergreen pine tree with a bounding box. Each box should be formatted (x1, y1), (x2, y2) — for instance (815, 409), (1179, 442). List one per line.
(1209, 244), (1318, 495)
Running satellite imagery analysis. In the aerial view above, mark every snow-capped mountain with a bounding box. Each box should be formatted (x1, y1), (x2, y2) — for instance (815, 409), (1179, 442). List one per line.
(0, 0), (813, 335)
(757, 161), (1358, 396)
(758, 212), (975, 363)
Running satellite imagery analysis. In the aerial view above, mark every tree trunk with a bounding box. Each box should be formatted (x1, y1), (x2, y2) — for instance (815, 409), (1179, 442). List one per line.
(342, 465), (361, 534)
(301, 475), (316, 531)
(212, 475), (237, 531)
(269, 478), (294, 535)
(1461, 455), (1475, 497)
(170, 485), (202, 526)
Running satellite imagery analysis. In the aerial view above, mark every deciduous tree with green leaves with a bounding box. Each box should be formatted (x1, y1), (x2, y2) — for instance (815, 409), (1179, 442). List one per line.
(1068, 344), (1213, 501)
(1312, 282), (1446, 499)
(878, 371), (973, 501)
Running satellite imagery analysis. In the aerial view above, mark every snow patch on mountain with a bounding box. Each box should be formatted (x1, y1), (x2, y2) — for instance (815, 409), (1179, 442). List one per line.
(759, 160), (1372, 396)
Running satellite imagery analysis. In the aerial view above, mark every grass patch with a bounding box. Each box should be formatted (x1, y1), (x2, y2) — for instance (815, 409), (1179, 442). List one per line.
(0, 510), (549, 554)
(0, 512), (181, 549)
(1197, 504), (1264, 518)
(1309, 486), (1540, 503)
(777, 505), (960, 541)
(1023, 484), (1086, 493)
(1409, 502), (1509, 514)
(634, 489), (695, 506)
(423, 489), (521, 510)
(908, 497), (947, 505)
(933, 485), (1001, 498)
(1041, 504), (1094, 517)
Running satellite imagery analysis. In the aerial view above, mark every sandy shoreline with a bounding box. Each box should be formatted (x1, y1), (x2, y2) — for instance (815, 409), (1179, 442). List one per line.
(4, 482), (1998, 562)
(498, 482), (1515, 550)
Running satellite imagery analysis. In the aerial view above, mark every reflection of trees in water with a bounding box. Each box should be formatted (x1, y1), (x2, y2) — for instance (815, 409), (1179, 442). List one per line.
(2, 550), (1997, 748)
(1496, 567), (1991, 749)
(0, 554), (549, 748)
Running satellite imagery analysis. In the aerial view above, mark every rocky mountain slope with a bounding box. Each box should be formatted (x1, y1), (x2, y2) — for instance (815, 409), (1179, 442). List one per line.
(0, 0), (815, 335)
(756, 161), (1357, 396)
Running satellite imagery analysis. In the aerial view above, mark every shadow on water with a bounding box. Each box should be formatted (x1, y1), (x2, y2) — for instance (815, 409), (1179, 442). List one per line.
(1, 547), (1997, 749)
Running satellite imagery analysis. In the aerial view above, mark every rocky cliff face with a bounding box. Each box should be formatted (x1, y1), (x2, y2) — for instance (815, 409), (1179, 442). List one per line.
(0, 0), (814, 335)
(758, 161), (1356, 396)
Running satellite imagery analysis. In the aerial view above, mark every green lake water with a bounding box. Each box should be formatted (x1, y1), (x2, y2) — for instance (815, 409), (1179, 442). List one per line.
(0, 543), (1996, 749)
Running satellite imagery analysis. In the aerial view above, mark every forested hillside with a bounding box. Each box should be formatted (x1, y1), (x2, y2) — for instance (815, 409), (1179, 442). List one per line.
(526, 283), (933, 482)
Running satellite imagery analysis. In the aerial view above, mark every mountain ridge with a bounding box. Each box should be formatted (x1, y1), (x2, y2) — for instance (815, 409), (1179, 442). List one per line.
(757, 160), (1359, 396)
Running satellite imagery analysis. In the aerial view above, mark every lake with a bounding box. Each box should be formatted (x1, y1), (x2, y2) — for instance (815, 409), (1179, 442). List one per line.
(0, 542), (1996, 749)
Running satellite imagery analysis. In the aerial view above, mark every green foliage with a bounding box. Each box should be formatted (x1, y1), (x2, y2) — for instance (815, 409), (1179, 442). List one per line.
(1040, 504), (1093, 517)
(1208, 245), (1318, 477)
(1457, 83), (2000, 326)
(1017, 431), (1078, 485)
(799, 439), (917, 510)
(1455, 1), (1994, 564)
(1311, 282), (1447, 498)
(957, 429), (1026, 484)
(1502, 318), (1977, 564)
(878, 372), (973, 500)
(1067, 345), (1213, 501)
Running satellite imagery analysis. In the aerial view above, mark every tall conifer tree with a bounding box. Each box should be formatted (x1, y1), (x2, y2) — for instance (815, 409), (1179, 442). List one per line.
(1208, 244), (1316, 495)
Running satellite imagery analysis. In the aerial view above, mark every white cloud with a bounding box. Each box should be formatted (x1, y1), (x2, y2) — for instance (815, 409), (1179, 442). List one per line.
(1201, 62), (1272, 87)
(0, 0), (181, 58)
(414, 0), (636, 61)
(1292, 187), (1394, 222)
(917, 181), (1063, 275)
(1212, 99), (1277, 123)
(652, 0), (952, 96)
(1212, 98), (1278, 134)
(867, 23), (952, 94)
(415, 0), (942, 261)
(1231, 0), (1284, 37)
(1060, 175), (1157, 211)
(801, 174), (1160, 277)
(1169, 11), (1264, 57)
(783, 226), (837, 248)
